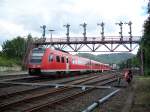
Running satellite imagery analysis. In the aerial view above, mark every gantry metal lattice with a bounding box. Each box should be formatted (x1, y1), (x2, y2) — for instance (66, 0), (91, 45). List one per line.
(33, 36), (140, 52)
(36, 21), (140, 52)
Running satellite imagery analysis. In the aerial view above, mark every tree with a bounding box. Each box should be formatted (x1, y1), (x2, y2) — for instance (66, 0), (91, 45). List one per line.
(2, 36), (26, 59)
(140, 1), (150, 75)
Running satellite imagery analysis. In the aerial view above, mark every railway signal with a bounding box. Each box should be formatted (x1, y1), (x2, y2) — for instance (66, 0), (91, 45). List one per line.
(80, 22), (87, 41)
(63, 24), (70, 42)
(48, 29), (55, 42)
(116, 21), (123, 41)
(40, 25), (46, 38)
(124, 21), (132, 41)
(97, 22), (105, 41)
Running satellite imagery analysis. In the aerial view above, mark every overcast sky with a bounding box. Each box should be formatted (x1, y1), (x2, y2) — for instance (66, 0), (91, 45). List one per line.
(0, 0), (148, 51)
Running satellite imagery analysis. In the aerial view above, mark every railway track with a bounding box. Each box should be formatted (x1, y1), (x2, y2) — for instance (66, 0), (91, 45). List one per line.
(23, 76), (118, 112)
(0, 70), (113, 82)
(0, 72), (94, 89)
(0, 72), (122, 112)
(0, 73), (28, 81)
(0, 74), (102, 110)
(0, 71), (115, 94)
(0, 71), (118, 98)
(0, 73), (100, 98)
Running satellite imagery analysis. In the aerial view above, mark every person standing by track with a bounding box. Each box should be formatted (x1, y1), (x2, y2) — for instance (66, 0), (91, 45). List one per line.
(124, 69), (132, 84)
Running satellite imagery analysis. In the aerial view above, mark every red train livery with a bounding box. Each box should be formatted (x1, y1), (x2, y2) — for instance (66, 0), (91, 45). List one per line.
(28, 47), (111, 75)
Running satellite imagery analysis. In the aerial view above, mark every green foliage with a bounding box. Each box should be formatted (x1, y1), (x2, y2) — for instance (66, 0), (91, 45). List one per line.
(119, 56), (140, 69)
(131, 56), (140, 67)
(96, 53), (134, 64)
(131, 77), (150, 112)
(77, 53), (134, 64)
(77, 53), (96, 61)
(140, 2), (150, 75)
(0, 56), (20, 67)
(2, 36), (26, 59)
(1, 34), (33, 67)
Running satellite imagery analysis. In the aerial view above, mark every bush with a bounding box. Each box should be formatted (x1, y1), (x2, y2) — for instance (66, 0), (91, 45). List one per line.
(0, 56), (21, 67)
(144, 67), (150, 76)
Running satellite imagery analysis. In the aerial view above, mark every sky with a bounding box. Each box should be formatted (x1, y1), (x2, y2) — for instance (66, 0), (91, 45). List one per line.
(0, 0), (149, 52)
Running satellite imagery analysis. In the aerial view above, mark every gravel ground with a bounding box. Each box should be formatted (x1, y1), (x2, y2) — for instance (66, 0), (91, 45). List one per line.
(0, 74), (114, 105)
(0, 85), (40, 97)
(0, 71), (122, 112)
(0, 86), (51, 104)
(36, 88), (117, 112)
(0, 74), (95, 98)
(0, 71), (27, 76)
(2, 88), (82, 112)
(6, 73), (92, 83)
(0, 73), (28, 81)
(0, 83), (13, 88)
(0, 74), (92, 95)
(34, 78), (127, 112)
(95, 78), (133, 112)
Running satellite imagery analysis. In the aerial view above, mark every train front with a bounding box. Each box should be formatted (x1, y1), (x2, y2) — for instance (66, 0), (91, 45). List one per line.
(28, 47), (46, 75)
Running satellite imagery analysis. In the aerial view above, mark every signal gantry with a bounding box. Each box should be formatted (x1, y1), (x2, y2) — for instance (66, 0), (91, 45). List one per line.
(35, 21), (140, 53)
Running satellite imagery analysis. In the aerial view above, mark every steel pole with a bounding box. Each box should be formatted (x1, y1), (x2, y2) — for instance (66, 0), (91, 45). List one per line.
(82, 89), (120, 112)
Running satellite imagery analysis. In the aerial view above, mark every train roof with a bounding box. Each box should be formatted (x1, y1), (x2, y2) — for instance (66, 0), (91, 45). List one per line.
(54, 48), (69, 54)
(32, 47), (109, 66)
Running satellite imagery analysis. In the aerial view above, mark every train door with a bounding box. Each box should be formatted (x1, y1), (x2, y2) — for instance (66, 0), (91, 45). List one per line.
(66, 56), (69, 71)
(90, 60), (92, 71)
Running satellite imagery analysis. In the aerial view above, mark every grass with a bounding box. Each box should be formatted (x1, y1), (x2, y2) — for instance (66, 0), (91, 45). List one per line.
(0, 56), (21, 67)
(131, 76), (150, 112)
(135, 77), (150, 103)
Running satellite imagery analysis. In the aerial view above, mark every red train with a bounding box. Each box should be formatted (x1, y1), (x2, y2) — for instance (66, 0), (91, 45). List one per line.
(28, 47), (111, 75)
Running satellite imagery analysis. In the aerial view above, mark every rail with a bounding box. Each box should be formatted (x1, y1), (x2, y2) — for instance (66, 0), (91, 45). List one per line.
(23, 77), (118, 112)
(0, 73), (122, 111)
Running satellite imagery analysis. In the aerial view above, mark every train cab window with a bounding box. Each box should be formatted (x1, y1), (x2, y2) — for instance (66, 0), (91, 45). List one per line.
(61, 57), (65, 63)
(49, 54), (53, 62)
(56, 56), (60, 62)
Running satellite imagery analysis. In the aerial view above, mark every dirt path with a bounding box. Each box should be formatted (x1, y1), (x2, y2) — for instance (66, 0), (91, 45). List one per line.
(121, 88), (134, 112)
(94, 78), (135, 112)
(94, 76), (150, 112)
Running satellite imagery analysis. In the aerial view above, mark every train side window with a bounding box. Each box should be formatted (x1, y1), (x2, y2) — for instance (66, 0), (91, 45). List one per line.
(72, 59), (77, 64)
(61, 57), (64, 63)
(66, 58), (68, 63)
(56, 56), (60, 62)
(49, 54), (53, 62)
(72, 59), (74, 64)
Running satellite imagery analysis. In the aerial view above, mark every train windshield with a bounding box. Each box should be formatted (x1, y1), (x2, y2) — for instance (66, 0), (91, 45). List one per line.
(30, 48), (46, 64)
